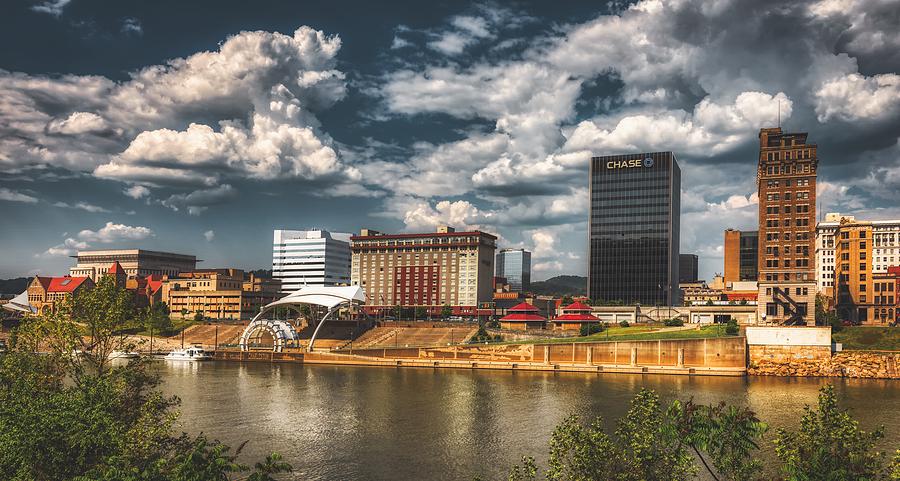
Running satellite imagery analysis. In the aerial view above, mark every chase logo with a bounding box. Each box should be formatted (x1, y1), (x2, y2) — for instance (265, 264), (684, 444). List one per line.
(606, 157), (656, 169)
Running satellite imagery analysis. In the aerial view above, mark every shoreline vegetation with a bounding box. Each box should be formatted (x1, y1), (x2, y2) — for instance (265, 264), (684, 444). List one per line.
(0, 276), (292, 481)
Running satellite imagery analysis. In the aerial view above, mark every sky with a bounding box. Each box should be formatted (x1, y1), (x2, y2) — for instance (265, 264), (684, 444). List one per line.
(1, 0), (900, 282)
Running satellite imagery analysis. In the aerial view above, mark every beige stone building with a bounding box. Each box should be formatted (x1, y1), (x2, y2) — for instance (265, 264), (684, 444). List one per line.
(350, 226), (496, 313)
(163, 269), (281, 320)
(70, 249), (198, 282)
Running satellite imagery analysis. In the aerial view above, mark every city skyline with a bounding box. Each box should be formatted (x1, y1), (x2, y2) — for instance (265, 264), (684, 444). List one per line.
(2, 0), (900, 282)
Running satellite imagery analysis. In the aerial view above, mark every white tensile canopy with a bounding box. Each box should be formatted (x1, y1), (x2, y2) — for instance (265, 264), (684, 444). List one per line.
(241, 285), (367, 352)
(265, 285), (366, 310)
(2, 290), (36, 314)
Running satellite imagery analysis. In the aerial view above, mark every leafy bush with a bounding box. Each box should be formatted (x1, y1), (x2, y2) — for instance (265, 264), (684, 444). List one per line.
(725, 318), (740, 335)
(663, 318), (684, 327)
(619, 320), (630, 328)
(497, 385), (899, 481)
(0, 278), (291, 481)
(579, 323), (604, 336)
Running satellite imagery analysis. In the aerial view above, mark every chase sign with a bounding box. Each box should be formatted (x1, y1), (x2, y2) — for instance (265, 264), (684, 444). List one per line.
(606, 156), (655, 169)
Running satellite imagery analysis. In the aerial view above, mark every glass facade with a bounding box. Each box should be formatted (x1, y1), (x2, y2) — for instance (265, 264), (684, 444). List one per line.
(495, 249), (531, 292)
(679, 254), (698, 283)
(739, 231), (759, 281)
(588, 152), (680, 306)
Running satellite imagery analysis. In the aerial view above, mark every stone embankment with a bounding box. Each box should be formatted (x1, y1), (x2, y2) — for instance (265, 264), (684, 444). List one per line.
(749, 351), (900, 379)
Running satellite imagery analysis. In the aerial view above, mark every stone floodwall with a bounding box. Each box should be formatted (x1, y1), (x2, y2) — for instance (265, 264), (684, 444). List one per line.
(749, 350), (900, 379)
(349, 337), (746, 371)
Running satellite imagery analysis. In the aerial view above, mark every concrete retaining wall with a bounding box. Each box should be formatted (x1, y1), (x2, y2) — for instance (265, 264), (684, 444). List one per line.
(214, 337), (746, 376)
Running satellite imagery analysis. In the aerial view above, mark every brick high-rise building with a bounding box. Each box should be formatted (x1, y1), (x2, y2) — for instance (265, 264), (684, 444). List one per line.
(350, 226), (496, 314)
(756, 127), (817, 325)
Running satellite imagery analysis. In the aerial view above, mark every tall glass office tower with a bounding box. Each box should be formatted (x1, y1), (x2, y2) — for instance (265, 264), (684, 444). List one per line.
(495, 248), (532, 292)
(588, 152), (681, 306)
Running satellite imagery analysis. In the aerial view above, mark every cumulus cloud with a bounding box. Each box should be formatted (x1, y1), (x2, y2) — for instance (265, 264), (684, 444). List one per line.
(42, 237), (88, 257)
(1, 25), (359, 214)
(814, 73), (900, 122)
(41, 221), (153, 257)
(123, 185), (150, 199)
(77, 221), (153, 243)
(0, 188), (38, 203)
(46, 112), (111, 135)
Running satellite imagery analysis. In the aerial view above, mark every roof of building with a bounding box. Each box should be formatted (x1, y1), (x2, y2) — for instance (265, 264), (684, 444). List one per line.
(46, 276), (91, 293)
(500, 313), (547, 321)
(350, 230), (497, 241)
(562, 301), (592, 312)
(507, 302), (539, 312)
(107, 261), (124, 274)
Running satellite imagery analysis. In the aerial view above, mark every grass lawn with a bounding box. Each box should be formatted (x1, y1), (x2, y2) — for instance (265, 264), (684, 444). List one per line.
(502, 325), (735, 345)
(832, 326), (900, 351)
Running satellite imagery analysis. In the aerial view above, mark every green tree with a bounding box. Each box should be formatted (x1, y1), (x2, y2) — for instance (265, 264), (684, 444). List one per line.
(0, 287), (290, 481)
(142, 303), (173, 335)
(193, 311), (204, 322)
(774, 384), (889, 480)
(415, 306), (428, 320)
(441, 304), (453, 320)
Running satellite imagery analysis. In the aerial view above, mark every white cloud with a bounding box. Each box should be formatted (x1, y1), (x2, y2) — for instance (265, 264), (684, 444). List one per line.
(204, 230), (215, 242)
(1, 25), (358, 209)
(46, 111), (110, 135)
(565, 92), (793, 157)
(42, 237), (88, 257)
(52, 201), (111, 213)
(31, 0), (71, 17)
(77, 221), (154, 243)
(814, 73), (900, 122)
(123, 185), (150, 199)
(122, 17), (143, 35)
(0, 188), (38, 203)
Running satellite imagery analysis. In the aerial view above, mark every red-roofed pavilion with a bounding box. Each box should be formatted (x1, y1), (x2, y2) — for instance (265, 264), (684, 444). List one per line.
(552, 301), (600, 330)
(499, 302), (546, 330)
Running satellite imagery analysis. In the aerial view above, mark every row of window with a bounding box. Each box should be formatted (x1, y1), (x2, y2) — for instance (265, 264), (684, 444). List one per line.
(765, 191), (811, 201)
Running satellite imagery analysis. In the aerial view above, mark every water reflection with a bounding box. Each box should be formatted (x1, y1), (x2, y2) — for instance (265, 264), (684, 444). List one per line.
(159, 362), (900, 481)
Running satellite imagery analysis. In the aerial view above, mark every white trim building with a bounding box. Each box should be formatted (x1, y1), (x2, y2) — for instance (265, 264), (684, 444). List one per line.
(272, 230), (351, 293)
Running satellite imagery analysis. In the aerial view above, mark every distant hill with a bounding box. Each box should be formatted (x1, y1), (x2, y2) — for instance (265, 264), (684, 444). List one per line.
(530, 275), (587, 296)
(0, 277), (30, 296)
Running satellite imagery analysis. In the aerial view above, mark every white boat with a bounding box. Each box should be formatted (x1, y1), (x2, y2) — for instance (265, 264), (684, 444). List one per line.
(164, 346), (213, 361)
(109, 350), (140, 359)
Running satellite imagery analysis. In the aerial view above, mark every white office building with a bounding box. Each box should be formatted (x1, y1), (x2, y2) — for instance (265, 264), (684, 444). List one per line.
(272, 230), (352, 293)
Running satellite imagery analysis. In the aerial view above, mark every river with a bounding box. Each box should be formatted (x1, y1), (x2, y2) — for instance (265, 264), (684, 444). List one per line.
(159, 361), (900, 480)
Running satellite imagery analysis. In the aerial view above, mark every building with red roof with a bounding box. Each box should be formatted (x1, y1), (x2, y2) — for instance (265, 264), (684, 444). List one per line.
(26, 275), (94, 315)
(498, 302), (546, 330)
(551, 301), (600, 330)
